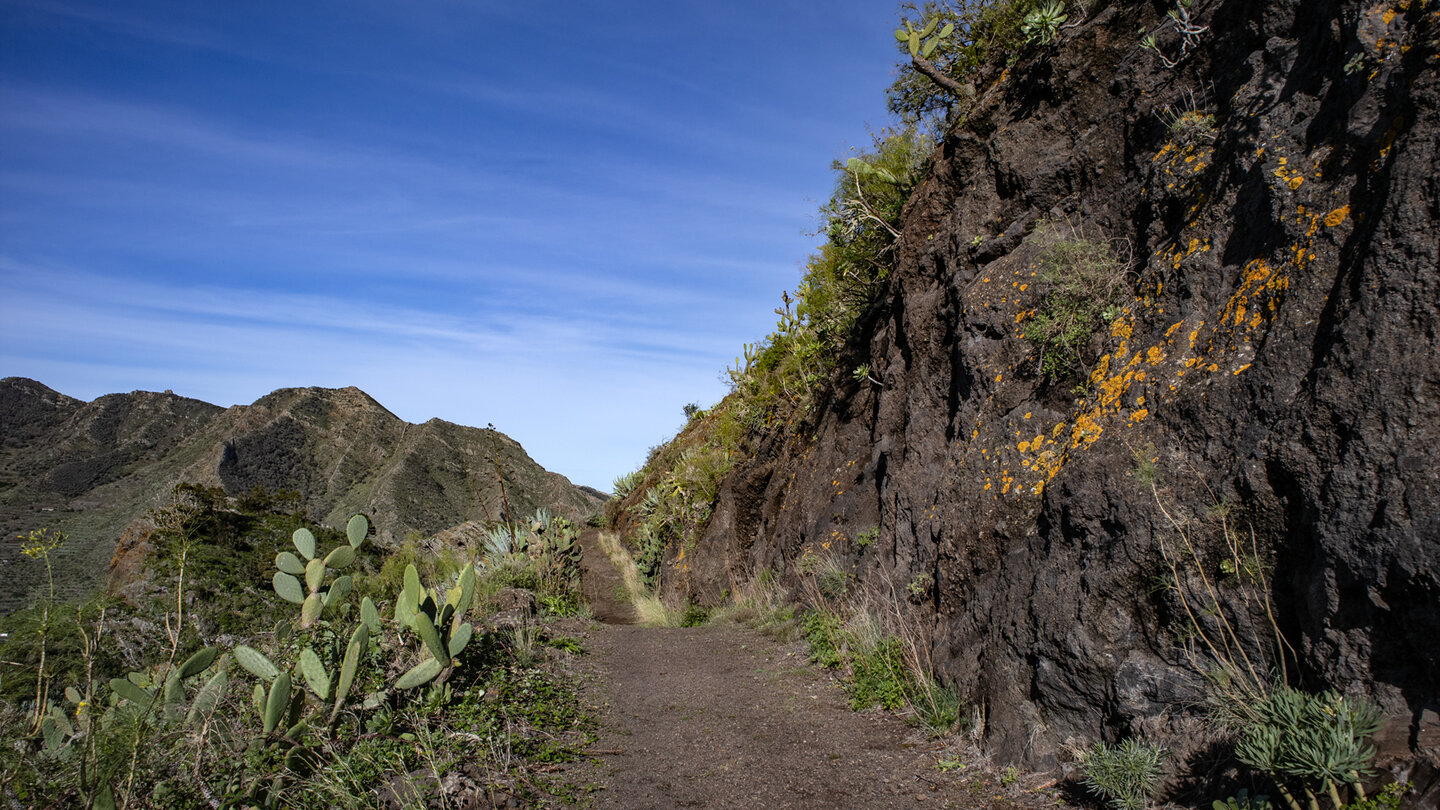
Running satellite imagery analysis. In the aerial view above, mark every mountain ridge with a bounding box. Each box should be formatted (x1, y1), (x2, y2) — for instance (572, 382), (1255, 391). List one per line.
(0, 377), (604, 612)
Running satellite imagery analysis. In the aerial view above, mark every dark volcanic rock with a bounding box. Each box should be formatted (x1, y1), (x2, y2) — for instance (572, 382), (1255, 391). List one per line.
(647, 0), (1438, 788)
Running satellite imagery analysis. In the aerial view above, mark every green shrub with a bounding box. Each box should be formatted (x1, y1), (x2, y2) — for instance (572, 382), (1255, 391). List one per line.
(848, 636), (912, 711)
(371, 531), (462, 596)
(478, 556), (540, 595)
(855, 526), (879, 548)
(802, 607), (925, 715)
(724, 128), (928, 427)
(803, 609), (847, 669)
(679, 601), (711, 627)
(1020, 225), (1133, 384)
(1081, 738), (1169, 810)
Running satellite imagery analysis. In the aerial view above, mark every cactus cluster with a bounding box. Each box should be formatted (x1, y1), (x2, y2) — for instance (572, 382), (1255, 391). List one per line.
(271, 514), (366, 628)
(894, 16), (955, 61)
(228, 516), (375, 778)
(18, 510), (507, 807)
(392, 562), (476, 690)
(531, 511), (581, 592)
(481, 509), (582, 592)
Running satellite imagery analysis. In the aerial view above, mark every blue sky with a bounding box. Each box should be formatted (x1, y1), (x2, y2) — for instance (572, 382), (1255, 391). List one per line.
(1, 0), (905, 490)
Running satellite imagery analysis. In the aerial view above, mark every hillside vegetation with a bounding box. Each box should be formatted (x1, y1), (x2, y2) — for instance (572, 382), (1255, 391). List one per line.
(1, 486), (599, 807)
(0, 379), (604, 613)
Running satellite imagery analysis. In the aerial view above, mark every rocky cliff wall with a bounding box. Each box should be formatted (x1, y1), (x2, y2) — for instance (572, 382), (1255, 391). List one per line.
(669, 0), (1438, 785)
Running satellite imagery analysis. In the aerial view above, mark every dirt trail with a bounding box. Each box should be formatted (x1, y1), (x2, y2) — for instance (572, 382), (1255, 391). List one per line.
(573, 530), (995, 809)
(578, 528), (634, 625)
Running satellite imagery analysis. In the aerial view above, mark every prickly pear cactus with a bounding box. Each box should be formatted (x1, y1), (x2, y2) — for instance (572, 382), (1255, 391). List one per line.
(392, 563), (478, 690)
(894, 16), (955, 61)
(272, 517), (367, 629)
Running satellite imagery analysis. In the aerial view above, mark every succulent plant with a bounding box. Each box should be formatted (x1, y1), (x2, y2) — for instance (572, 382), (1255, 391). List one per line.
(272, 518), (366, 628)
(1020, 1), (1067, 46)
(391, 562), (477, 689)
(894, 16), (955, 61)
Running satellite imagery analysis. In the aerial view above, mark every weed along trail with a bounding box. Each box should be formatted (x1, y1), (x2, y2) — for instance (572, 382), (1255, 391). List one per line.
(575, 529), (967, 810)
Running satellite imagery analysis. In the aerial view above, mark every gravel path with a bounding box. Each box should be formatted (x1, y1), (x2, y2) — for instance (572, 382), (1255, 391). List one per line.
(570, 529), (1045, 809)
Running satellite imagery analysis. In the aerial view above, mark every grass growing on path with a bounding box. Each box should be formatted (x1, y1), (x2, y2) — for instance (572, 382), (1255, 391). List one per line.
(595, 531), (678, 627)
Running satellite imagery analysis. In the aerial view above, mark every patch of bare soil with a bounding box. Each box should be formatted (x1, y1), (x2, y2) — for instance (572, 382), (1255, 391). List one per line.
(571, 531), (1061, 809)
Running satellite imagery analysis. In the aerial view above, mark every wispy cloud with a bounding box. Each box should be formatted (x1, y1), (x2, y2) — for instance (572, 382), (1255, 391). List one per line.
(0, 0), (900, 488)
(0, 260), (730, 486)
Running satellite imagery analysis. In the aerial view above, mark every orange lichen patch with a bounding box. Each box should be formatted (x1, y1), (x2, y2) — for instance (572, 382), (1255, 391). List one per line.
(1206, 363), (1220, 372)
(1233, 364), (1252, 375)
(1130, 409), (1149, 423)
(1374, 117), (1404, 168)
(1219, 260), (1289, 337)
(1165, 320), (1185, 339)
(1288, 176), (1304, 190)
(1111, 317), (1134, 341)
(1071, 412), (1105, 448)
(1325, 205), (1351, 227)
(1091, 353), (1112, 381)
(1146, 346), (1164, 364)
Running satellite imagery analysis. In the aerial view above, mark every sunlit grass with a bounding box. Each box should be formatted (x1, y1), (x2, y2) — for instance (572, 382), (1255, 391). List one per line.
(595, 531), (678, 627)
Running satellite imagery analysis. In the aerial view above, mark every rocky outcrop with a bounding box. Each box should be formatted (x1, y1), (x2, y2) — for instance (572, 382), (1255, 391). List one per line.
(658, 0), (1438, 792)
(0, 379), (604, 612)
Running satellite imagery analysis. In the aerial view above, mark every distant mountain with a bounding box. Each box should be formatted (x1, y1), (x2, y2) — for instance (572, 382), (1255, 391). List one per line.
(0, 378), (606, 612)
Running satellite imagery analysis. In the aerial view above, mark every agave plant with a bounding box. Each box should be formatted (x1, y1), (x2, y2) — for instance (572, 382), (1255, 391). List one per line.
(1021, 0), (1068, 46)
(1226, 685), (1383, 810)
(1080, 737), (1168, 810)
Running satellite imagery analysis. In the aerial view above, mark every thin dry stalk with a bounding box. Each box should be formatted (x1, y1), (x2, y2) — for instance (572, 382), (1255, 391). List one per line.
(1148, 481), (1290, 720)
